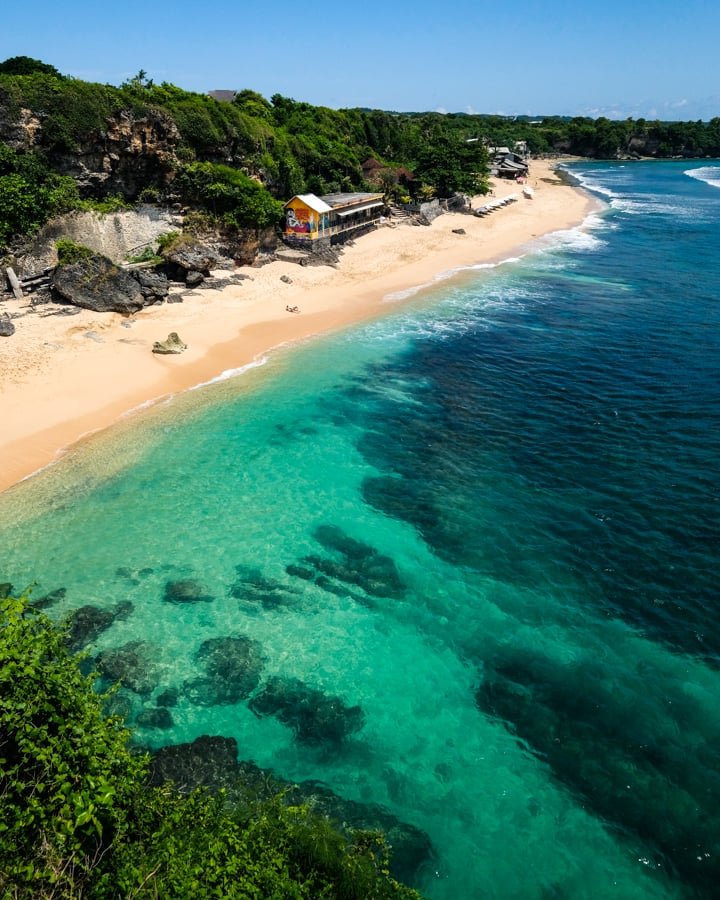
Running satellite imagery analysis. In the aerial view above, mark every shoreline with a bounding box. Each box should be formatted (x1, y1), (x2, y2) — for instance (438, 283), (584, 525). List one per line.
(0, 160), (597, 494)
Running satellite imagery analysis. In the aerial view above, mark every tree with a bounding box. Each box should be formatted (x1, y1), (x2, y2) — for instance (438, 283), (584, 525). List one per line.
(413, 129), (489, 197)
(0, 56), (62, 77)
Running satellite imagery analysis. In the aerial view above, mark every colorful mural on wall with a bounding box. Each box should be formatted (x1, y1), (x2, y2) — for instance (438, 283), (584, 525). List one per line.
(286, 207), (316, 234)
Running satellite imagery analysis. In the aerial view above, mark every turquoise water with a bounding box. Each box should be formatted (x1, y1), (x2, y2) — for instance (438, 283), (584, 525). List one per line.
(2, 160), (720, 898)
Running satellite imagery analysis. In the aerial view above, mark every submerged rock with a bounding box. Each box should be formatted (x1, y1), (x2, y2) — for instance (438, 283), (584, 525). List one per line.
(65, 600), (133, 651)
(230, 565), (298, 610)
(102, 691), (133, 721)
(96, 640), (159, 695)
(156, 687), (179, 707)
(116, 565), (154, 585)
(29, 587), (67, 610)
(476, 652), (720, 893)
(249, 676), (365, 747)
(287, 524), (405, 601)
(184, 635), (264, 705)
(136, 706), (174, 729)
(163, 578), (212, 603)
(149, 735), (242, 792)
(0, 582), (13, 599)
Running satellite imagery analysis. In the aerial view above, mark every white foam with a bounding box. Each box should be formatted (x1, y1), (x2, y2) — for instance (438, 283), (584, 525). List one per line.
(611, 196), (699, 219)
(532, 211), (607, 254)
(188, 355), (268, 390)
(562, 168), (618, 200)
(467, 255), (524, 271)
(684, 165), (720, 189)
(383, 255), (520, 303)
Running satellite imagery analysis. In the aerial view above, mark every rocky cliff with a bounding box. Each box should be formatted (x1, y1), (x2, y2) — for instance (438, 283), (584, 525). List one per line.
(0, 106), (181, 198)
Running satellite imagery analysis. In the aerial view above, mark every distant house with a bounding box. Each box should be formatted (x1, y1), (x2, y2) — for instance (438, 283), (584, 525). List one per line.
(488, 148), (529, 179)
(495, 154), (529, 178)
(283, 192), (385, 248)
(207, 90), (237, 103)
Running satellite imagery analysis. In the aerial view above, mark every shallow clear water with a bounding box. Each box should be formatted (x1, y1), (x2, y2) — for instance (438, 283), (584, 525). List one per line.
(2, 160), (720, 898)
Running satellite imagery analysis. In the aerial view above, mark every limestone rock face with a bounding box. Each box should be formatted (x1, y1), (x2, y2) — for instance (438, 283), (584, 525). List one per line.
(53, 110), (177, 198)
(22, 205), (174, 274)
(0, 108), (43, 151)
(152, 332), (187, 354)
(51, 255), (145, 313)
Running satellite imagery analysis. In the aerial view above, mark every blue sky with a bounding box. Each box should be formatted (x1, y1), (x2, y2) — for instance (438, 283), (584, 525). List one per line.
(3, 0), (719, 120)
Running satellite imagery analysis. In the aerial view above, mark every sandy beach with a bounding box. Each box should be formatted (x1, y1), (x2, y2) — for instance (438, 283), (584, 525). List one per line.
(0, 160), (595, 493)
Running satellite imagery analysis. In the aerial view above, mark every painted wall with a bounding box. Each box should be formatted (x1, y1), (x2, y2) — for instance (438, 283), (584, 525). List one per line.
(284, 199), (321, 237)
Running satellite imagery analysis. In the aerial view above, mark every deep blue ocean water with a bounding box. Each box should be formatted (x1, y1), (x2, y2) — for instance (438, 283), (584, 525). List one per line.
(2, 160), (720, 898)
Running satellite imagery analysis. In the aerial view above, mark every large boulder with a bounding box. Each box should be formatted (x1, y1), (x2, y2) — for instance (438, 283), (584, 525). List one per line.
(162, 239), (220, 280)
(131, 268), (169, 303)
(52, 254), (145, 313)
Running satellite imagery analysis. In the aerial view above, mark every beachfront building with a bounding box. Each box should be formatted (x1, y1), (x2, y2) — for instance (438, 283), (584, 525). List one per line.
(283, 192), (385, 250)
(488, 148), (529, 179)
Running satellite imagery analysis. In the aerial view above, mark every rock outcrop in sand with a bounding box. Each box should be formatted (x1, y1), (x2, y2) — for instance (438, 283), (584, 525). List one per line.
(152, 332), (187, 354)
(51, 255), (145, 313)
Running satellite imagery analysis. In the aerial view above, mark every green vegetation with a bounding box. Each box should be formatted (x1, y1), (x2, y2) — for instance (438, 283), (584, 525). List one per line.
(176, 161), (283, 229)
(78, 194), (132, 214)
(55, 238), (95, 265)
(0, 592), (421, 899)
(0, 55), (62, 77)
(0, 144), (80, 246)
(156, 230), (185, 253)
(2, 55), (720, 252)
(126, 245), (164, 265)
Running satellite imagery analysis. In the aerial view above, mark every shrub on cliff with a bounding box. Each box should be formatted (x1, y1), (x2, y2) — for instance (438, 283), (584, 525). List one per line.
(55, 238), (95, 264)
(176, 161), (283, 230)
(0, 593), (421, 899)
(0, 145), (80, 248)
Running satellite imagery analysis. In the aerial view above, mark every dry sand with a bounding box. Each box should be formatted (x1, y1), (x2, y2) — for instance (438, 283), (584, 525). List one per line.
(0, 160), (596, 493)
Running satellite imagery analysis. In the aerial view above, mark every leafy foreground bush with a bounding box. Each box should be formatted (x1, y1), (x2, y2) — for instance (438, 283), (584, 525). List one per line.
(0, 594), (421, 899)
(55, 238), (95, 265)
